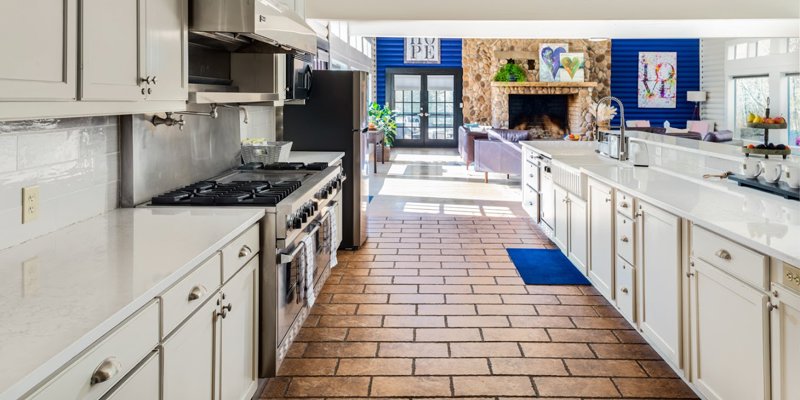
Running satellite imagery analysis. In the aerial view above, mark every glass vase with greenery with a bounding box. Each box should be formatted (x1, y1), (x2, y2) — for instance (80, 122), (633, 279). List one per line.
(493, 61), (527, 82)
(368, 102), (398, 147)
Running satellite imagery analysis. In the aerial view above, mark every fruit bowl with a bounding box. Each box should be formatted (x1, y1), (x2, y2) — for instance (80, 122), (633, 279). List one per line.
(742, 146), (792, 158)
(747, 122), (788, 130)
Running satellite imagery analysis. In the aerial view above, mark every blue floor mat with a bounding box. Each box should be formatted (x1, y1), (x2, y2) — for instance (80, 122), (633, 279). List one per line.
(506, 248), (591, 285)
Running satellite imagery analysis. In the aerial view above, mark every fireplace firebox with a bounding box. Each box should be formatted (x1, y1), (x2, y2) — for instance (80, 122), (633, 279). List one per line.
(508, 94), (568, 139)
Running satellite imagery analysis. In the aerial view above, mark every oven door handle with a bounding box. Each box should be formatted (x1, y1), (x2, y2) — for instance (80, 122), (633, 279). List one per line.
(279, 242), (305, 265)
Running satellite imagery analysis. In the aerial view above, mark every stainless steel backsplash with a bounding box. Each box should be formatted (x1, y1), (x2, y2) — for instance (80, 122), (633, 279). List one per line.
(120, 106), (275, 207)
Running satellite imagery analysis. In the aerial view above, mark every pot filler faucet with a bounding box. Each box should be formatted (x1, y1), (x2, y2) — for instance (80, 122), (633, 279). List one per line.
(595, 96), (627, 162)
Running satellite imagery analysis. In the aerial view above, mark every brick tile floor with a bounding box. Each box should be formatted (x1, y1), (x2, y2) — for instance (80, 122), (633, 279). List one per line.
(261, 215), (699, 399)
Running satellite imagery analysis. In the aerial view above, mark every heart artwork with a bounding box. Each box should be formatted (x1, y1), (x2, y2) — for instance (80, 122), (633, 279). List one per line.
(539, 44), (568, 82)
(561, 56), (582, 79)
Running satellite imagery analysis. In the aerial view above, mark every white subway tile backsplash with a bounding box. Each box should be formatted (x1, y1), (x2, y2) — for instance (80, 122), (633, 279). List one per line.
(0, 135), (16, 173)
(0, 117), (119, 250)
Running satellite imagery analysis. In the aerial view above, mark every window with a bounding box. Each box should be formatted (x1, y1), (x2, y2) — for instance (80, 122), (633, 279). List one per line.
(790, 38), (800, 53)
(735, 43), (748, 60)
(734, 76), (770, 141)
(789, 74), (800, 146)
(757, 39), (771, 57)
(362, 38), (373, 57)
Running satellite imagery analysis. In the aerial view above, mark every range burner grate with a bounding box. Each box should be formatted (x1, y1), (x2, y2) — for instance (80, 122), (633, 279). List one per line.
(151, 180), (303, 206)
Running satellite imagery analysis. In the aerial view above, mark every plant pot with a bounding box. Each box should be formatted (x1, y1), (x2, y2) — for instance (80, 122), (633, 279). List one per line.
(382, 146), (391, 162)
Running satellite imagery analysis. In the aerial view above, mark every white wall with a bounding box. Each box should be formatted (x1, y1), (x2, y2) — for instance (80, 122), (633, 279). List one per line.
(0, 117), (119, 250)
(700, 39), (726, 129)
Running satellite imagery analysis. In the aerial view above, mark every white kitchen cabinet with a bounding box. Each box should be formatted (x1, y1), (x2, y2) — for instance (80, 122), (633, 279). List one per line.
(540, 171), (555, 231)
(770, 283), (800, 400)
(0, 0), (77, 101)
(102, 351), (160, 400)
(80, 0), (144, 101)
(144, 0), (188, 101)
(568, 197), (588, 274)
(163, 294), (219, 400)
(588, 179), (615, 299)
(553, 185), (569, 252)
(637, 201), (682, 369)
(81, 0), (186, 102)
(690, 258), (770, 400)
(219, 258), (259, 400)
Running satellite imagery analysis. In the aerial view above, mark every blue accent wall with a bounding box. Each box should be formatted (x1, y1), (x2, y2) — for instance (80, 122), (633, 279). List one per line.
(610, 39), (700, 129)
(376, 38), (463, 106)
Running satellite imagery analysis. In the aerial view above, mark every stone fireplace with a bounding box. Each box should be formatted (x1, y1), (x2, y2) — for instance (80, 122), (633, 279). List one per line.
(462, 39), (611, 134)
(491, 81), (597, 135)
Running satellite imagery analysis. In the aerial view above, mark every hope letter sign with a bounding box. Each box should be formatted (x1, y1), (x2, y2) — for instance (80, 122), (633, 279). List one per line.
(404, 38), (441, 64)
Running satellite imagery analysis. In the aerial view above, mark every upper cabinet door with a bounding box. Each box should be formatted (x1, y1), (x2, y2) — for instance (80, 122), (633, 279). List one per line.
(81, 0), (144, 101)
(0, 0), (77, 101)
(144, 0), (187, 101)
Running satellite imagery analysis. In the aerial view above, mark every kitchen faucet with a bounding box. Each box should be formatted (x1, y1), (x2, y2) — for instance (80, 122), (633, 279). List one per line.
(595, 96), (627, 161)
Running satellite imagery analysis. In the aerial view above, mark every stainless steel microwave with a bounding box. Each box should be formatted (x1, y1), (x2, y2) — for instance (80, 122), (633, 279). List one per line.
(285, 54), (313, 101)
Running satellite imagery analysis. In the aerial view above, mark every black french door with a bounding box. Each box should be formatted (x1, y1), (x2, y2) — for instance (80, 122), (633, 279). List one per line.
(386, 68), (463, 147)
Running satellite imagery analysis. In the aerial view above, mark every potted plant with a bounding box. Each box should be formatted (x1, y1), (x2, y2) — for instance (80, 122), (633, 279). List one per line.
(493, 60), (527, 82)
(368, 102), (397, 160)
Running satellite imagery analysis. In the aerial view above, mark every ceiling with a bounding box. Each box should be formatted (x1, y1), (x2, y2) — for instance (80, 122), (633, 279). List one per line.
(305, 0), (800, 38)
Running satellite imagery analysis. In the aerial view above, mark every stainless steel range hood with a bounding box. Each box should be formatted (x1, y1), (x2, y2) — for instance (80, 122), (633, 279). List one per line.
(191, 0), (317, 56)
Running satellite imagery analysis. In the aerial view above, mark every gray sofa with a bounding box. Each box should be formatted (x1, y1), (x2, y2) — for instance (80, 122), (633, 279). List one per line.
(474, 129), (530, 182)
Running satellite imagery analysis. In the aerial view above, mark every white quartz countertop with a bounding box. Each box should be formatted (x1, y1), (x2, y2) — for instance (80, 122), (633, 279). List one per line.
(521, 141), (800, 267)
(0, 208), (264, 399)
(288, 151), (345, 166)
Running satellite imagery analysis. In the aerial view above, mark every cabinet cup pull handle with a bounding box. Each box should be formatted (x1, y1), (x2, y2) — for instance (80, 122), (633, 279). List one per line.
(239, 245), (252, 258)
(715, 249), (732, 260)
(620, 202), (629, 208)
(621, 287), (629, 294)
(188, 285), (207, 301)
(621, 236), (629, 243)
(90, 357), (121, 385)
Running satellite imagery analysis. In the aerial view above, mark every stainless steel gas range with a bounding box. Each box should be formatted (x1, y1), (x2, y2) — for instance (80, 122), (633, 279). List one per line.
(144, 161), (345, 377)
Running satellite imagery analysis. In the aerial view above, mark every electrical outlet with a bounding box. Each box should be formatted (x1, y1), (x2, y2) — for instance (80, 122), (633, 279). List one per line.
(22, 186), (40, 224)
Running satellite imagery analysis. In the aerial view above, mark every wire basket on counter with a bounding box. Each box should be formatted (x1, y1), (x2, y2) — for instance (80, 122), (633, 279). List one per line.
(241, 141), (293, 164)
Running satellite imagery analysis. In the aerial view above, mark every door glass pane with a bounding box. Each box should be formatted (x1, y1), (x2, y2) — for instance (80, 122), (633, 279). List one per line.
(426, 75), (456, 141)
(392, 75), (422, 141)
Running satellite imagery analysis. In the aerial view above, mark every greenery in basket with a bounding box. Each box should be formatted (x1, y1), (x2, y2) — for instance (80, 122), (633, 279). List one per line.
(493, 61), (527, 82)
(368, 102), (397, 147)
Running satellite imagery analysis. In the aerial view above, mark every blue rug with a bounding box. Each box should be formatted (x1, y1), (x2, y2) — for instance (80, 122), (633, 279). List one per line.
(506, 248), (591, 285)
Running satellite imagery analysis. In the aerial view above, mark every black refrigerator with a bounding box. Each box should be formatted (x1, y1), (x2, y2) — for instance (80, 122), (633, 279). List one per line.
(283, 70), (370, 249)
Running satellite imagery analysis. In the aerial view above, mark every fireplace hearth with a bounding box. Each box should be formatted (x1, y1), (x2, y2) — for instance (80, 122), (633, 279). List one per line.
(509, 94), (568, 139)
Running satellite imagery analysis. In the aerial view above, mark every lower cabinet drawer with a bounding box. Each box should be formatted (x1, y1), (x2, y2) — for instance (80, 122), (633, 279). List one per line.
(616, 214), (634, 264)
(161, 253), (221, 338)
(692, 225), (768, 289)
(222, 224), (260, 282)
(101, 351), (159, 400)
(615, 256), (636, 324)
(29, 301), (159, 400)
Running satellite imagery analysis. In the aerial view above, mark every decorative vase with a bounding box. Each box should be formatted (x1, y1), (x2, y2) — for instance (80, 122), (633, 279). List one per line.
(382, 146), (391, 162)
(508, 74), (517, 82)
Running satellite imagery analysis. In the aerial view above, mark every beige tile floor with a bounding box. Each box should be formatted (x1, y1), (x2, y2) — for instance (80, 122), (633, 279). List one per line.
(262, 148), (698, 399)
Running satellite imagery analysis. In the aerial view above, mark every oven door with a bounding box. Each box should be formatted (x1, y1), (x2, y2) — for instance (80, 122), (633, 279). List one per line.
(312, 202), (336, 284)
(276, 230), (313, 345)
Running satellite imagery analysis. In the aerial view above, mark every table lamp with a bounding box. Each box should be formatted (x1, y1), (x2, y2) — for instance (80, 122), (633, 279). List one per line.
(687, 91), (707, 120)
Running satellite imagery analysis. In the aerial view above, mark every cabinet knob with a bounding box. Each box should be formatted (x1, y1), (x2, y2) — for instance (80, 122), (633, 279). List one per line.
(239, 245), (252, 258)
(90, 357), (121, 385)
(151, 76), (158, 85)
(686, 272), (695, 278)
(715, 249), (732, 261)
(223, 303), (233, 313)
(620, 236), (629, 243)
(188, 285), (207, 301)
(217, 309), (228, 319)
(621, 287), (629, 294)
(147, 88), (152, 95)
(605, 197), (611, 203)
(768, 302), (779, 312)
(141, 88), (146, 95)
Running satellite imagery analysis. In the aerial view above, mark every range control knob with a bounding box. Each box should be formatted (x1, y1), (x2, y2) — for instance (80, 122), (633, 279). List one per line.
(332, 180), (340, 189)
(311, 201), (319, 212)
(321, 189), (329, 199)
(327, 185), (333, 195)
(293, 217), (302, 229)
